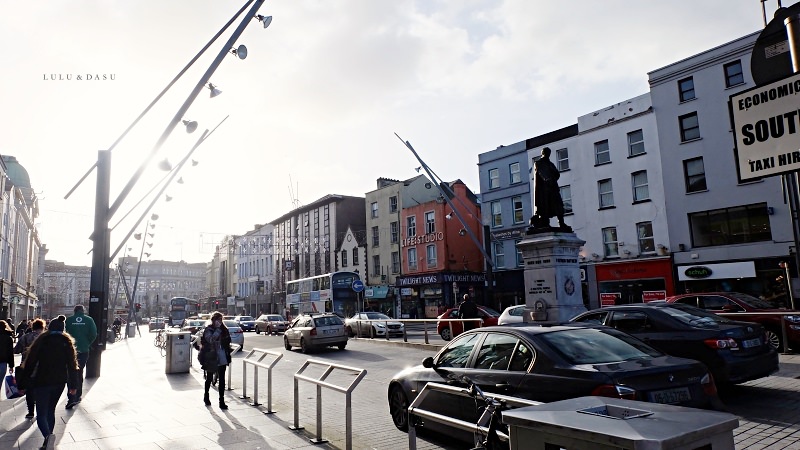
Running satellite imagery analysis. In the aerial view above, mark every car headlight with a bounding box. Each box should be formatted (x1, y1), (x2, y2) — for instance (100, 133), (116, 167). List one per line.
(785, 315), (800, 323)
(375, 323), (386, 328)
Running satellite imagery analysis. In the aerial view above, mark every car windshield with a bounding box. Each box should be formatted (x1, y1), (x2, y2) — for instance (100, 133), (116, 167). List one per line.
(362, 312), (390, 320)
(314, 316), (343, 326)
(480, 306), (501, 317)
(222, 320), (241, 329)
(186, 320), (204, 327)
(238, 316), (254, 321)
(728, 292), (779, 309)
(539, 328), (662, 365)
(267, 315), (285, 322)
(659, 304), (728, 328)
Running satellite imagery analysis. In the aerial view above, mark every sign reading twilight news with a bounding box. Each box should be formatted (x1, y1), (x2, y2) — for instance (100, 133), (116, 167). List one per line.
(730, 71), (800, 182)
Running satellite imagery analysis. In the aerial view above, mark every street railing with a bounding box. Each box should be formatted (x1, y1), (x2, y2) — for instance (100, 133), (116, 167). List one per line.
(291, 359), (367, 450)
(406, 381), (541, 450)
(239, 347), (282, 413)
(346, 318), (483, 344)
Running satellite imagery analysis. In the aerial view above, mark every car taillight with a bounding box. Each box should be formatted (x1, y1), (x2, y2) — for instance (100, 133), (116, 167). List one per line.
(704, 338), (738, 349)
(591, 384), (637, 400)
(310, 328), (317, 336)
(701, 372), (718, 397)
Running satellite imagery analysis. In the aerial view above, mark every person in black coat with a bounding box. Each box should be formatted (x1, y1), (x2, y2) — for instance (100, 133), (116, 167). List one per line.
(457, 294), (479, 331)
(199, 311), (232, 409)
(0, 320), (13, 388)
(22, 315), (79, 450)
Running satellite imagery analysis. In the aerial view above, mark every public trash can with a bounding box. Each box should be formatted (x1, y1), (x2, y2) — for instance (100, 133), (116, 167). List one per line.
(127, 322), (136, 338)
(165, 331), (191, 374)
(502, 396), (738, 450)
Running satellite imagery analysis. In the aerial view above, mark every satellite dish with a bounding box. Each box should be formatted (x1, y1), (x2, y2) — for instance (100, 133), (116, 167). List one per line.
(236, 45), (247, 60)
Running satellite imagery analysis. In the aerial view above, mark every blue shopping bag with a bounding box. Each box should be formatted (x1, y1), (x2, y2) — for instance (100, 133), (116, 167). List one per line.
(4, 374), (23, 399)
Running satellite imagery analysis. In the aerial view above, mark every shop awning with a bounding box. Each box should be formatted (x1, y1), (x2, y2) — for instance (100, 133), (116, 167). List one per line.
(365, 286), (389, 299)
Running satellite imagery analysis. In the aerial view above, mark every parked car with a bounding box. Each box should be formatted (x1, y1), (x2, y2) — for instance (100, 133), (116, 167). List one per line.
(436, 306), (501, 341)
(570, 302), (779, 385)
(284, 312), (347, 353)
(181, 319), (206, 335)
(233, 315), (256, 332)
(148, 317), (166, 332)
(255, 314), (289, 334)
(192, 320), (245, 352)
(387, 324), (721, 441)
(667, 292), (800, 350)
(498, 305), (525, 325)
(345, 312), (405, 338)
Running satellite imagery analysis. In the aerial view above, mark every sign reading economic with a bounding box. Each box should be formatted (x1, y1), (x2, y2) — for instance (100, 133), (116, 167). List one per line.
(730, 71), (800, 182)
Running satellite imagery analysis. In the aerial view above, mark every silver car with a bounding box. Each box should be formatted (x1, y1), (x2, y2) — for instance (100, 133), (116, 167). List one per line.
(192, 320), (244, 352)
(284, 313), (347, 353)
(498, 305), (525, 325)
(345, 312), (404, 338)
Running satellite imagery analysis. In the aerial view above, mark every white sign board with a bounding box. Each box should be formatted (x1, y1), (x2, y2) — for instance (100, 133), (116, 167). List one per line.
(730, 72), (800, 181)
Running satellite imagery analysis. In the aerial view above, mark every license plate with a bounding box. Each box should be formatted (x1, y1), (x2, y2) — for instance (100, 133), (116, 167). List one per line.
(323, 329), (337, 335)
(648, 387), (691, 404)
(742, 338), (761, 348)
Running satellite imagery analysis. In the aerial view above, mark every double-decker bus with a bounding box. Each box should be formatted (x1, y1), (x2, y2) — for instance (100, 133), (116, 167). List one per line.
(285, 271), (360, 318)
(168, 297), (197, 326)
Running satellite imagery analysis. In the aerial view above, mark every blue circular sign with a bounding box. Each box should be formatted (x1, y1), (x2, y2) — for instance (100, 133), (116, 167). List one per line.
(352, 279), (365, 292)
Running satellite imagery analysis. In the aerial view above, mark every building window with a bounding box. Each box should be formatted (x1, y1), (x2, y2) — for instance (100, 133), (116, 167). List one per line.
(491, 201), (502, 227)
(489, 168), (500, 189)
(679, 112), (700, 142)
(389, 196), (398, 213)
(341, 250), (348, 267)
(372, 226), (380, 247)
(407, 216), (416, 237)
(560, 185), (572, 214)
(602, 227), (619, 257)
(628, 129), (645, 156)
(724, 60), (744, 87)
(371, 202), (378, 218)
(512, 196), (524, 224)
(594, 140), (611, 165)
(690, 203), (772, 247)
(407, 248), (418, 271)
(632, 171), (649, 202)
(678, 77), (695, 102)
(556, 148), (569, 171)
(426, 245), (437, 267)
(373, 255), (381, 278)
(425, 211), (435, 234)
(598, 179), (614, 208)
(390, 221), (399, 243)
(391, 252), (400, 273)
(353, 248), (358, 266)
(493, 242), (505, 269)
(509, 162), (521, 184)
(637, 222), (656, 254)
(515, 241), (524, 267)
(684, 157), (707, 193)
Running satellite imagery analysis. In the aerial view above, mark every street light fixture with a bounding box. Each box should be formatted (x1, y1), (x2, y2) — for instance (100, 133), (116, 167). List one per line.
(255, 15), (273, 28)
(230, 44), (248, 59)
(207, 82), (222, 98)
(182, 119), (198, 133)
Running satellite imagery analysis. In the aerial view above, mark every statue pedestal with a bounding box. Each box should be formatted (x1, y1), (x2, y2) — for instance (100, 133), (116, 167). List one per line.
(517, 232), (586, 324)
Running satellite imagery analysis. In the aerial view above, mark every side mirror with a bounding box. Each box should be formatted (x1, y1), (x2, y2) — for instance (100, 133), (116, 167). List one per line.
(422, 356), (434, 368)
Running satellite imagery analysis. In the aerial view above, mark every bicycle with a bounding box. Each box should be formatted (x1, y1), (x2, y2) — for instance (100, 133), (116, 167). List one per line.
(460, 377), (508, 450)
(153, 328), (167, 353)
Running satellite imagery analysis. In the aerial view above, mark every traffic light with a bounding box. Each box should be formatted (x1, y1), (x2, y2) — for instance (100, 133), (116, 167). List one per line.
(214, 300), (219, 307)
(135, 303), (141, 312)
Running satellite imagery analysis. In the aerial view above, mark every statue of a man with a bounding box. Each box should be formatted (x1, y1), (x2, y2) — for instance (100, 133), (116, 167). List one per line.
(531, 147), (569, 230)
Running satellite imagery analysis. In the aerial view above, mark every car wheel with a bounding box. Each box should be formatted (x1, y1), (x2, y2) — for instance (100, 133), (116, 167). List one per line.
(388, 384), (410, 431)
(766, 329), (782, 350)
(300, 338), (309, 354)
(345, 326), (355, 337)
(256, 327), (261, 334)
(440, 328), (452, 341)
(338, 342), (347, 350)
(283, 336), (292, 351)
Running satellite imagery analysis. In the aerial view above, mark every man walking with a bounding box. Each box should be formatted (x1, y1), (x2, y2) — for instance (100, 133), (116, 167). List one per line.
(64, 304), (97, 409)
(457, 294), (479, 332)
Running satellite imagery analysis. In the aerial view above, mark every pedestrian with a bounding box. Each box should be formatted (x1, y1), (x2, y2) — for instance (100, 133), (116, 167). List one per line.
(64, 304), (97, 409)
(457, 294), (479, 331)
(0, 320), (14, 382)
(16, 319), (28, 339)
(14, 318), (45, 419)
(21, 315), (79, 450)
(199, 311), (232, 409)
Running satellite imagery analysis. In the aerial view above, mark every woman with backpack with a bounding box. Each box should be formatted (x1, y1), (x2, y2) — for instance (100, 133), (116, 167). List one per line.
(199, 311), (232, 409)
(14, 318), (45, 419)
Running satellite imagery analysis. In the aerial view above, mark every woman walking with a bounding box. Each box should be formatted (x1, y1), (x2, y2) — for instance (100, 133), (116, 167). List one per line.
(14, 318), (45, 418)
(200, 312), (232, 409)
(22, 315), (79, 450)
(0, 320), (14, 385)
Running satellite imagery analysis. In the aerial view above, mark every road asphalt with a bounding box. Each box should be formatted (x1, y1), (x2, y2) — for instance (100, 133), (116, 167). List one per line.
(0, 332), (799, 449)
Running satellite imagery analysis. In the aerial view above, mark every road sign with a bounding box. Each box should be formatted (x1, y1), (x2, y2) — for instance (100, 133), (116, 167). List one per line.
(351, 279), (365, 293)
(730, 71), (800, 182)
(751, 3), (800, 86)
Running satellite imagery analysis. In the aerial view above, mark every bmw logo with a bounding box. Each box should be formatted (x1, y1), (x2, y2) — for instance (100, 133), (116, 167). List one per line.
(668, 374), (674, 383)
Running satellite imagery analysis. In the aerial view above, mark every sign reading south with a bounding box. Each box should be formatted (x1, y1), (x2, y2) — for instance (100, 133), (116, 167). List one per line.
(730, 71), (800, 182)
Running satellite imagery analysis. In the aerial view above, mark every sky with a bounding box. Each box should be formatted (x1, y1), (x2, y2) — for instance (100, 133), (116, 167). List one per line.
(0, 0), (775, 267)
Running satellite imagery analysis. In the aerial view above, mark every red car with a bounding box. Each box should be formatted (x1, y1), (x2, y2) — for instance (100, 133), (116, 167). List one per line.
(436, 306), (501, 341)
(666, 292), (800, 350)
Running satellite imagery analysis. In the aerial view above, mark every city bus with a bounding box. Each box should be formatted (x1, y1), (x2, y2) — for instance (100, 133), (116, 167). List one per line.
(168, 297), (197, 326)
(285, 271), (360, 319)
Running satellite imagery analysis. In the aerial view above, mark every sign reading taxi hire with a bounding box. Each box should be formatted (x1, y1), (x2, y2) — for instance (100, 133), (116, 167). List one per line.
(730, 71), (800, 182)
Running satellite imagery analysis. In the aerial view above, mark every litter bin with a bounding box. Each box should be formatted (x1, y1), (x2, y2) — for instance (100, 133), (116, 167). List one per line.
(165, 331), (192, 374)
(502, 396), (738, 450)
(127, 322), (136, 338)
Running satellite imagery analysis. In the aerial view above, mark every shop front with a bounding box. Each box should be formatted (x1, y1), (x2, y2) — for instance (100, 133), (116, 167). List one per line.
(676, 258), (796, 307)
(364, 285), (396, 316)
(396, 272), (486, 319)
(595, 257), (675, 307)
